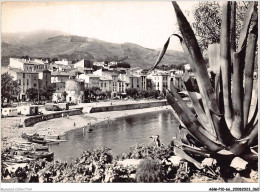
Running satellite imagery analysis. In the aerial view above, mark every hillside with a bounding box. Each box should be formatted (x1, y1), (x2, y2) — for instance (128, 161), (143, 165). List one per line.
(2, 30), (70, 45)
(1, 34), (187, 69)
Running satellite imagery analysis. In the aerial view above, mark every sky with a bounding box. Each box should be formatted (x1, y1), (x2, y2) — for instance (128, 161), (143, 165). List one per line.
(1, 1), (198, 51)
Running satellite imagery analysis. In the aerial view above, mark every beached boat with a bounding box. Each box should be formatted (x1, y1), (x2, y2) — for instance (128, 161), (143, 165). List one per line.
(26, 151), (54, 162)
(11, 142), (49, 152)
(4, 155), (33, 164)
(33, 145), (49, 151)
(45, 139), (67, 143)
(22, 133), (50, 144)
(28, 138), (49, 144)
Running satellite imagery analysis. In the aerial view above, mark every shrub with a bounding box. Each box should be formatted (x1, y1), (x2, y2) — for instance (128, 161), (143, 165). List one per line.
(135, 158), (166, 183)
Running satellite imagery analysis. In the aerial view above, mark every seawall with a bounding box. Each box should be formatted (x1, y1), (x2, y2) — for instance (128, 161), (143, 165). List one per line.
(21, 108), (83, 127)
(89, 101), (167, 113)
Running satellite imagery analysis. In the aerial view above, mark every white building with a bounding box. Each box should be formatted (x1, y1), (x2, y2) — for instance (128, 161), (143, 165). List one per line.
(54, 59), (70, 65)
(99, 77), (112, 92)
(78, 74), (100, 88)
(147, 70), (169, 92)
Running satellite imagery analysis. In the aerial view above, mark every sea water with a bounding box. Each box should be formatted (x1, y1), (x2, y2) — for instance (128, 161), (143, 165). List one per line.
(49, 110), (179, 162)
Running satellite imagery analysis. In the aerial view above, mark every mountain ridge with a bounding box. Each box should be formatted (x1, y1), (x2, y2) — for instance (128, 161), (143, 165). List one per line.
(1, 31), (187, 69)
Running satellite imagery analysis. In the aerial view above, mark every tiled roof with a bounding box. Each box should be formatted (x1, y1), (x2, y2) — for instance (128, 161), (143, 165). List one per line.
(99, 76), (112, 81)
(8, 67), (38, 74)
(36, 69), (51, 73)
(86, 74), (100, 78)
(51, 71), (70, 76)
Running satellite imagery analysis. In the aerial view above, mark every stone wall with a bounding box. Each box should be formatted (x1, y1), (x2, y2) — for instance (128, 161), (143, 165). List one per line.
(89, 101), (167, 113)
(21, 108), (83, 127)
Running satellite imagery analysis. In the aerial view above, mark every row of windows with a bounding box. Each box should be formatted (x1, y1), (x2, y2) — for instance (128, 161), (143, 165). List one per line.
(18, 78), (39, 87)
(100, 83), (107, 87)
(22, 74), (37, 79)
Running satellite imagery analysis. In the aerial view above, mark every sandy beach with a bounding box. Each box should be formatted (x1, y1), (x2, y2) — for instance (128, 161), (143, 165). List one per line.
(1, 105), (170, 144)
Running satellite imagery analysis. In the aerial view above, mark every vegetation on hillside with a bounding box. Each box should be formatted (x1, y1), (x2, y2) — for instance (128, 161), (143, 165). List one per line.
(1, 35), (187, 69)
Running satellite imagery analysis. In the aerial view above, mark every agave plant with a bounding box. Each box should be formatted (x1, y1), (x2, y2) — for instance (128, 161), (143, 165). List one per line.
(151, 1), (258, 170)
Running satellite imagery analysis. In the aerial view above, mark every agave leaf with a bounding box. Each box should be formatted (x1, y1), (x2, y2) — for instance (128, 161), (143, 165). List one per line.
(243, 12), (258, 127)
(237, 2), (255, 51)
(231, 50), (245, 139)
(248, 101), (258, 128)
(220, 2), (232, 128)
(210, 109), (235, 146)
(166, 90), (223, 152)
(230, 1), (236, 65)
(243, 122), (258, 147)
(169, 82), (219, 143)
(248, 80), (258, 125)
(182, 72), (211, 131)
(242, 152), (258, 161)
(182, 146), (210, 158)
(174, 146), (203, 169)
(148, 34), (173, 73)
(174, 31), (217, 136)
(231, 2), (255, 139)
(169, 82), (195, 120)
(229, 139), (249, 156)
(172, 1), (219, 113)
(172, 2), (234, 144)
(231, 2), (255, 138)
(168, 108), (186, 128)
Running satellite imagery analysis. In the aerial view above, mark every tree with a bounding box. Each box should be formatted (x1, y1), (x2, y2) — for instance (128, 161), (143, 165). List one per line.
(138, 90), (149, 98)
(1, 73), (20, 106)
(192, 1), (250, 51)
(117, 62), (131, 68)
(26, 88), (39, 101)
(41, 85), (56, 101)
(21, 55), (29, 60)
(61, 91), (67, 102)
(150, 1), (258, 178)
(51, 57), (58, 63)
(105, 91), (111, 98)
(85, 87), (101, 101)
(126, 88), (138, 98)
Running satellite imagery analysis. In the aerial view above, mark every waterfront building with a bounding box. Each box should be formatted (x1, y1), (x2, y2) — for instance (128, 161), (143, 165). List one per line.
(65, 79), (85, 103)
(147, 70), (169, 92)
(51, 71), (70, 84)
(50, 63), (72, 72)
(4, 67), (39, 101)
(140, 73), (147, 90)
(9, 58), (45, 72)
(93, 69), (119, 97)
(118, 73), (128, 92)
(99, 76), (112, 92)
(128, 74), (140, 89)
(38, 70), (52, 89)
(78, 74), (100, 88)
(111, 73), (119, 97)
(117, 79), (125, 95)
(54, 59), (70, 65)
(74, 59), (93, 74)
(52, 87), (66, 103)
(128, 67), (143, 76)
